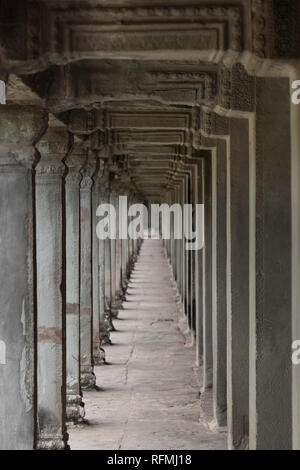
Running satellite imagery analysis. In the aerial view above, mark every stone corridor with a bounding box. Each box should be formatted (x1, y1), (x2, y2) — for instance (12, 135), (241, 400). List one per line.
(69, 240), (226, 450)
(2, 0), (300, 451)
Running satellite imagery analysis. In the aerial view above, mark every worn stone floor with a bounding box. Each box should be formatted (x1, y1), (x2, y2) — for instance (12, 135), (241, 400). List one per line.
(69, 239), (227, 450)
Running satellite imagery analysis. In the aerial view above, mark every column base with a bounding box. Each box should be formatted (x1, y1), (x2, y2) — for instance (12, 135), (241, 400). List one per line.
(93, 345), (106, 365)
(100, 325), (112, 346)
(37, 434), (69, 450)
(115, 295), (123, 307)
(66, 394), (85, 424)
(126, 267), (133, 278)
(80, 366), (96, 390)
(105, 310), (116, 331)
(111, 306), (120, 319)
(122, 280), (129, 297)
(114, 297), (124, 311)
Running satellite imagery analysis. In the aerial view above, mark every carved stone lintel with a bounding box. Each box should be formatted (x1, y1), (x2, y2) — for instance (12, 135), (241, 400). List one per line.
(149, 71), (217, 103)
(68, 109), (94, 134)
(30, 4), (243, 58)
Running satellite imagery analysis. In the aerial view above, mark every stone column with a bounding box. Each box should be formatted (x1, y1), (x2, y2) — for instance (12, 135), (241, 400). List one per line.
(182, 180), (187, 317)
(114, 191), (122, 309)
(127, 202), (132, 279)
(128, 193), (135, 277)
(170, 192), (176, 275)
(0, 105), (47, 450)
(121, 191), (129, 298)
(195, 157), (204, 367)
(227, 116), (250, 450)
(80, 151), (97, 390)
(185, 178), (190, 322)
(65, 141), (87, 423)
(99, 182), (111, 346)
(92, 157), (106, 364)
(249, 77), (292, 450)
(121, 238), (128, 297)
(110, 189), (118, 318)
(173, 186), (179, 283)
(185, 177), (191, 333)
(104, 184), (115, 332)
(211, 140), (227, 428)
(292, 71), (300, 451)
(35, 117), (70, 450)
(203, 154), (213, 390)
(131, 195), (138, 265)
(190, 176), (196, 341)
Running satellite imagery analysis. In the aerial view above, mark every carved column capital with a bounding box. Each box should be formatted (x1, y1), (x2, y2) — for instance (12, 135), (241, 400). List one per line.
(92, 157), (106, 192)
(0, 105), (48, 170)
(36, 116), (71, 177)
(65, 140), (88, 186)
(80, 150), (97, 190)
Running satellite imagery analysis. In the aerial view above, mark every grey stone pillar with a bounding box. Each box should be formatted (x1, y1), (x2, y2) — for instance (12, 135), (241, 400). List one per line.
(114, 192), (122, 308)
(175, 187), (182, 300)
(98, 183), (111, 347)
(92, 158), (106, 364)
(292, 77), (300, 451)
(80, 152), (97, 390)
(211, 140), (227, 428)
(227, 117), (250, 450)
(121, 238), (128, 296)
(35, 117), (70, 450)
(104, 185), (115, 332)
(0, 106), (47, 450)
(186, 178), (192, 334)
(65, 142), (86, 423)
(110, 190), (118, 318)
(249, 77), (292, 450)
(196, 157), (204, 367)
(190, 244), (196, 340)
(120, 191), (129, 298)
(174, 186), (181, 289)
(127, 224), (132, 277)
(170, 192), (176, 275)
(203, 154), (213, 390)
(180, 182), (186, 314)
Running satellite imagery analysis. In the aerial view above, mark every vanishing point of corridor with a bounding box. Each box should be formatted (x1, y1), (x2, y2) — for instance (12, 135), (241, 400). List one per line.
(69, 240), (226, 450)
